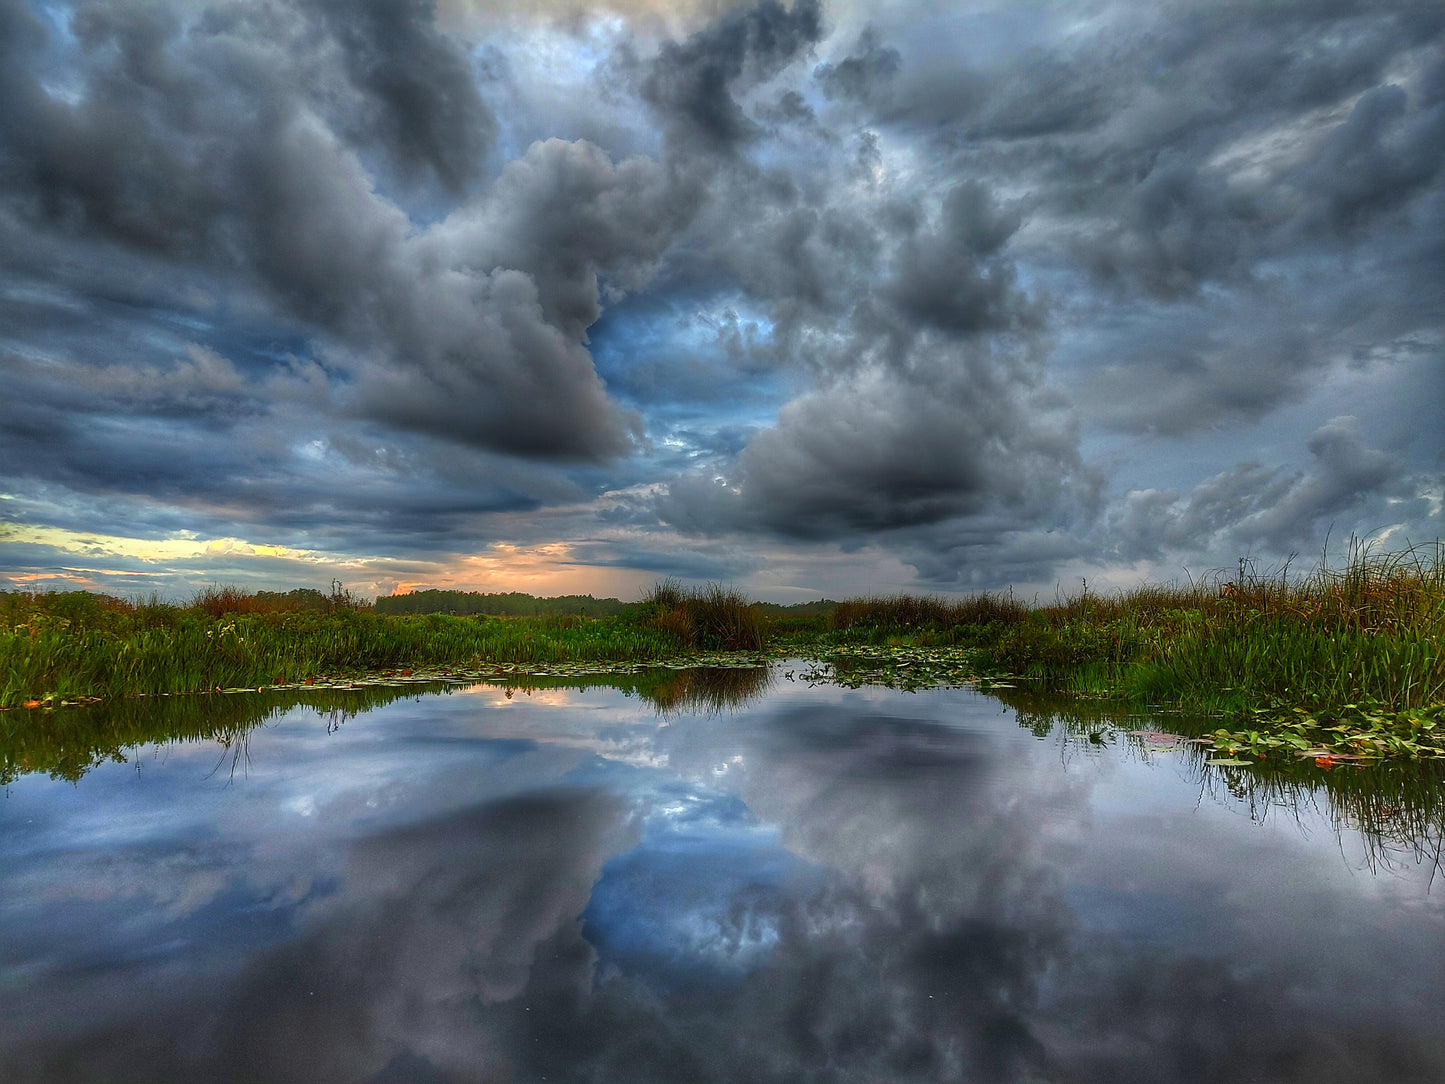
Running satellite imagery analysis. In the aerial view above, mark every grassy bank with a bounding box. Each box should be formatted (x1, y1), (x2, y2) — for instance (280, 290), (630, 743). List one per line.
(795, 542), (1444, 706)
(784, 541), (1445, 761)
(0, 580), (772, 708)
(5, 541), (1442, 761)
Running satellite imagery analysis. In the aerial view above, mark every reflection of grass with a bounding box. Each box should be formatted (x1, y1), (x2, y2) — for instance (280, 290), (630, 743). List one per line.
(826, 591), (1027, 644)
(0, 665), (772, 784)
(0, 683), (440, 785)
(1000, 687), (1445, 873)
(455, 664), (773, 717)
(632, 665), (772, 716)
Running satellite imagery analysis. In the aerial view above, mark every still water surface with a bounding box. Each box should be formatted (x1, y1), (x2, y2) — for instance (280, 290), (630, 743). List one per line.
(2, 671), (1444, 1082)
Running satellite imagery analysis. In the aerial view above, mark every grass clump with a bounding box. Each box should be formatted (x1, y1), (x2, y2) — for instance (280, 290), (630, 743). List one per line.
(637, 580), (769, 652)
(1104, 541), (1445, 716)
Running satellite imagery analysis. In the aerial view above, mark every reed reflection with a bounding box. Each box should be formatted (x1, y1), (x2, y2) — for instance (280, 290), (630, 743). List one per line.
(0, 683), (448, 785)
(1000, 687), (1445, 875)
(0, 665), (772, 786)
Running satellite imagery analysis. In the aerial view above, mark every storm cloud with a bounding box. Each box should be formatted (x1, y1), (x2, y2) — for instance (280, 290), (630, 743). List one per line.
(1, 0), (1440, 597)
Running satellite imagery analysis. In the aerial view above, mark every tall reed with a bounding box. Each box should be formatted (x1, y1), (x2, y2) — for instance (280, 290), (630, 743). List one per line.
(1130, 540), (1445, 712)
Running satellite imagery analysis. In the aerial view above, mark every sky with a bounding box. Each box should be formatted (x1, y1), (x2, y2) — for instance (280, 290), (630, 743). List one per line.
(0, 0), (1441, 603)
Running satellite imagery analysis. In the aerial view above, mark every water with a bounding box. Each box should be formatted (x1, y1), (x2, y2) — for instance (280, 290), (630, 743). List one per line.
(3, 671), (1444, 1082)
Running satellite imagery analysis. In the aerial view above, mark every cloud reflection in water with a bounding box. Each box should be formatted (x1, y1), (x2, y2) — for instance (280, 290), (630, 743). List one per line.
(1, 680), (1443, 1082)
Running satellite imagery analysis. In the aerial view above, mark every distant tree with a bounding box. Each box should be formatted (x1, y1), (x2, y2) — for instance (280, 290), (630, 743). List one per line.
(254, 588), (331, 612)
(373, 590), (627, 617)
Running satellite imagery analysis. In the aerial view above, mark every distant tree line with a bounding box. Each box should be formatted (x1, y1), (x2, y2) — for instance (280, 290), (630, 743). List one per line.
(373, 590), (628, 617)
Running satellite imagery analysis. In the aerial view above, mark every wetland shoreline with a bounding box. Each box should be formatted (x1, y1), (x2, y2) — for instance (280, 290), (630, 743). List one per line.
(5, 541), (1442, 765)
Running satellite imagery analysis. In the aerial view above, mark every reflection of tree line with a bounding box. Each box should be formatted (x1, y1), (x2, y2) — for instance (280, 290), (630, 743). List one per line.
(996, 685), (1445, 874)
(1, 668), (772, 785)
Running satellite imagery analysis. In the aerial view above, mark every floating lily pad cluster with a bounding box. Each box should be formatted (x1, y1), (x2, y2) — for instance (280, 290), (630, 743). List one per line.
(1202, 703), (1445, 767)
(200, 653), (778, 694)
(786, 644), (1027, 694)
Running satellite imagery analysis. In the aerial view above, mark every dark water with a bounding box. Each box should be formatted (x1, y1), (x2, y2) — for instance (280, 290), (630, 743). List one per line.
(3, 672), (1444, 1083)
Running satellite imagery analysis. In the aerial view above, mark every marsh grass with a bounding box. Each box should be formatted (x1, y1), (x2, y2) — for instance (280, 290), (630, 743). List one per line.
(1074, 540), (1445, 716)
(1144, 542), (1444, 714)
(0, 587), (687, 708)
(867, 540), (1445, 719)
(829, 591), (1027, 639)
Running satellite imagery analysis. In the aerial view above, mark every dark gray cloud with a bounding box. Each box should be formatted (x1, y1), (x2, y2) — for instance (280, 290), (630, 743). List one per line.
(1066, 296), (1321, 434)
(0, 0), (693, 464)
(640, 0), (823, 152)
(813, 25), (900, 105)
(639, 2), (1439, 579)
(888, 181), (1031, 333)
(318, 0), (496, 194)
(832, 2), (1443, 320)
(654, 167), (1089, 550)
(662, 351), (1089, 540)
(1289, 78), (1445, 235)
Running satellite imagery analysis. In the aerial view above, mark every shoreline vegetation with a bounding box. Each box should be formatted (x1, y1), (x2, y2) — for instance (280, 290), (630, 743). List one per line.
(4, 541), (1443, 766)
